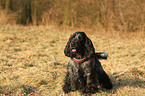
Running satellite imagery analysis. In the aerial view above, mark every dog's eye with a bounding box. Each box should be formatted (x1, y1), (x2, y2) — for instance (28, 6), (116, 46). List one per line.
(78, 36), (83, 40)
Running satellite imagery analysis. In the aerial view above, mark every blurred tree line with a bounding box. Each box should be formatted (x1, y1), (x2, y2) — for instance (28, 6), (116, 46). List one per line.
(0, 0), (144, 32)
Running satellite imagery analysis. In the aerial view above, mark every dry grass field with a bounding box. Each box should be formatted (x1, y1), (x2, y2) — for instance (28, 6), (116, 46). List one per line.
(0, 25), (145, 96)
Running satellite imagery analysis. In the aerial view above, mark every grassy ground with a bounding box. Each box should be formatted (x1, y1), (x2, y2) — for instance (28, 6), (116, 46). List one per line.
(0, 25), (145, 96)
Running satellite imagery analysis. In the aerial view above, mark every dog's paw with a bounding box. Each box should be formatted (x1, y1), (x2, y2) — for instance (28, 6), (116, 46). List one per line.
(63, 84), (71, 93)
(82, 84), (98, 94)
(102, 81), (113, 90)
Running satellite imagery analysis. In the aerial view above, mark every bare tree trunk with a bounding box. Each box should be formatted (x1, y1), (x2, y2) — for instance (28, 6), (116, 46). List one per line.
(31, 0), (39, 25)
(6, 0), (10, 11)
(63, 0), (71, 26)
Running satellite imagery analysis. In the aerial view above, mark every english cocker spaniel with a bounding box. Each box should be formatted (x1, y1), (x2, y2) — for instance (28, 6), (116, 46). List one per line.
(63, 32), (113, 94)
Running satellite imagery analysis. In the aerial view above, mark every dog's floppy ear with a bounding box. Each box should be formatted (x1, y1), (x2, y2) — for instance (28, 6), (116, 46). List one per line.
(84, 36), (95, 59)
(64, 34), (74, 57)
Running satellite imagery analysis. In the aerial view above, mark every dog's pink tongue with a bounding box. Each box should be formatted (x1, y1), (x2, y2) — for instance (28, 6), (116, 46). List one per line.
(72, 49), (76, 52)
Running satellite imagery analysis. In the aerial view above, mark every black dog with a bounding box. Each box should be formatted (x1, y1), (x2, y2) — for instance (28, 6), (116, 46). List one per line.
(63, 32), (113, 94)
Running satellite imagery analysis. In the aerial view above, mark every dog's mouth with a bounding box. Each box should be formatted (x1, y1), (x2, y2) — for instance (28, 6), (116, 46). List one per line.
(70, 44), (82, 53)
(72, 49), (76, 52)
(70, 44), (77, 53)
(71, 46), (82, 53)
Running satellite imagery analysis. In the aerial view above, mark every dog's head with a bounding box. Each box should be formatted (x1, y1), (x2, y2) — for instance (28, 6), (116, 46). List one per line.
(64, 32), (95, 59)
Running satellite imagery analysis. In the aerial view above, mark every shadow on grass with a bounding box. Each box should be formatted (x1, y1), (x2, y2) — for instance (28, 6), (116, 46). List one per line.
(97, 77), (145, 95)
(100, 76), (145, 95)
(114, 78), (145, 88)
(0, 84), (37, 95)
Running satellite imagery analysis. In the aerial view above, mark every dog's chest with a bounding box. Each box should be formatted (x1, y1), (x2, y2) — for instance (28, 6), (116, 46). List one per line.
(69, 58), (91, 70)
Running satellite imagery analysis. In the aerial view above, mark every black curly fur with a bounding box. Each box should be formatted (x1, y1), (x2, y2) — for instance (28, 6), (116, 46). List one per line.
(63, 32), (113, 94)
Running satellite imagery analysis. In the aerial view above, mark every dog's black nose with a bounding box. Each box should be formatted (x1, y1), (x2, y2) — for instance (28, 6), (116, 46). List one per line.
(71, 43), (75, 47)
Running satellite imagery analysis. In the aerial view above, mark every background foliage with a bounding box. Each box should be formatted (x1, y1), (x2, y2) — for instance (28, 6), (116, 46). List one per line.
(0, 0), (145, 32)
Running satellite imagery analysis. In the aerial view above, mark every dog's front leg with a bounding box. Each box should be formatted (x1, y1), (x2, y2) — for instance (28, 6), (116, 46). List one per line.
(82, 62), (98, 94)
(63, 60), (79, 93)
(63, 72), (71, 93)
